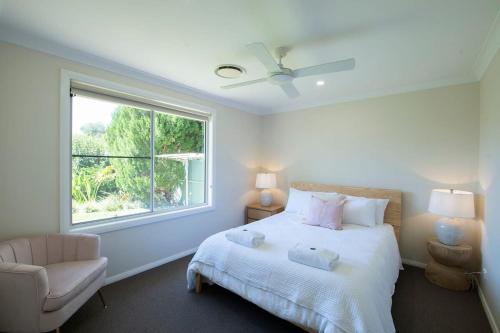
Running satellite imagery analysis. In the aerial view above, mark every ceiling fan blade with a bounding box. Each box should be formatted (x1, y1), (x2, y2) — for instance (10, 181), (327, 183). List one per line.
(280, 82), (300, 98)
(246, 42), (282, 73)
(221, 77), (268, 89)
(293, 58), (355, 78)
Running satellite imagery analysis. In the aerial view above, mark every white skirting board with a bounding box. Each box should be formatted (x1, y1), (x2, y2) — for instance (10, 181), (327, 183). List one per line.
(105, 247), (198, 285)
(477, 278), (500, 333)
(402, 258), (427, 268)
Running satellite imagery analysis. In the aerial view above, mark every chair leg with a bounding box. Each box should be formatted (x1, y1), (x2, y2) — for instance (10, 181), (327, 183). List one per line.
(97, 289), (108, 309)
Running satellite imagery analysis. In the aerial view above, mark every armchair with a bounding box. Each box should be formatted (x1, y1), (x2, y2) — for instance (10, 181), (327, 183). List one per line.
(0, 234), (108, 332)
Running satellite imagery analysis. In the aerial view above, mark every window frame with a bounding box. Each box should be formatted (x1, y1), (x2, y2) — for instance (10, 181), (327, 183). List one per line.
(60, 70), (215, 234)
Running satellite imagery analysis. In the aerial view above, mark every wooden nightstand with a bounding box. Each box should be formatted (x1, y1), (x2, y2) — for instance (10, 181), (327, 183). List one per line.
(245, 203), (284, 224)
(424, 239), (472, 291)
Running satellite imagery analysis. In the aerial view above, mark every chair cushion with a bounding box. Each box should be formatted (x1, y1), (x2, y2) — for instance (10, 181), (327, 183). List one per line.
(43, 258), (107, 312)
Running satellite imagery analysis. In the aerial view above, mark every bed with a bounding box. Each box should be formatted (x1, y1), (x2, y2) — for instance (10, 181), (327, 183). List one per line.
(187, 182), (402, 333)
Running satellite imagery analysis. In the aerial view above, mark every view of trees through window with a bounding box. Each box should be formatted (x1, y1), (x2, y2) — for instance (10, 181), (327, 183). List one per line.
(71, 94), (206, 224)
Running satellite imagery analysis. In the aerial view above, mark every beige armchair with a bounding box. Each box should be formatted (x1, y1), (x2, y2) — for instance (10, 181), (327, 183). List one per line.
(0, 234), (108, 333)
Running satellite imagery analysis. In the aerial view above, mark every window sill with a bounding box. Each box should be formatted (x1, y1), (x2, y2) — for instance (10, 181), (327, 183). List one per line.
(66, 204), (214, 234)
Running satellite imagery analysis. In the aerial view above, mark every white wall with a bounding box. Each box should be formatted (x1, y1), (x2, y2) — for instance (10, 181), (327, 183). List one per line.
(260, 83), (481, 268)
(479, 49), (500, 330)
(0, 41), (260, 277)
(0, 40), (489, 286)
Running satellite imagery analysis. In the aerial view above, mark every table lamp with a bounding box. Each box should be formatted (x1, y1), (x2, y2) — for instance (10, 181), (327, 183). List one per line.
(256, 173), (276, 206)
(428, 189), (475, 246)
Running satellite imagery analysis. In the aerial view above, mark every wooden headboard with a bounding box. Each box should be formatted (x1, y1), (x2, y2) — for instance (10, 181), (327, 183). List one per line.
(291, 182), (402, 242)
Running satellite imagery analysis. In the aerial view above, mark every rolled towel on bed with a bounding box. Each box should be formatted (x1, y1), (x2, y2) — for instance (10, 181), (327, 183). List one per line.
(288, 243), (340, 271)
(225, 228), (265, 248)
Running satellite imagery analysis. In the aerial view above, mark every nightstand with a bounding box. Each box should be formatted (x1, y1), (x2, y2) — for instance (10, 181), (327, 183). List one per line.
(424, 239), (472, 291)
(245, 203), (284, 224)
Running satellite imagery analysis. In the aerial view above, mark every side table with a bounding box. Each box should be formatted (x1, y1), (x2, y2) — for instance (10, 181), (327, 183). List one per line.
(424, 239), (472, 291)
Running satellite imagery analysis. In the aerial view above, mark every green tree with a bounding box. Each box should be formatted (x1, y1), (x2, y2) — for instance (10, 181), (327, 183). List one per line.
(72, 133), (107, 169)
(72, 130), (117, 203)
(154, 112), (204, 207)
(105, 106), (204, 208)
(81, 122), (106, 136)
(105, 106), (151, 206)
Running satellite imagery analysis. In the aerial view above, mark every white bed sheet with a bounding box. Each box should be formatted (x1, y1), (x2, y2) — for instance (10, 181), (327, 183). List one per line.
(187, 212), (401, 333)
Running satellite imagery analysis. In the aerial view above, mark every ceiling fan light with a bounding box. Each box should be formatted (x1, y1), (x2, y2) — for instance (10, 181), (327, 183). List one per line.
(215, 64), (245, 79)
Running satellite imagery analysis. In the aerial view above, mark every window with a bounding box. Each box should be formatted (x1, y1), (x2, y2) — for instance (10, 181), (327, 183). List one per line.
(63, 74), (213, 232)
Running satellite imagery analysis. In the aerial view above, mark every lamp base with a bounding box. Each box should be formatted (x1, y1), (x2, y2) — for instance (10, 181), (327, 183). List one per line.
(260, 190), (273, 207)
(435, 218), (464, 246)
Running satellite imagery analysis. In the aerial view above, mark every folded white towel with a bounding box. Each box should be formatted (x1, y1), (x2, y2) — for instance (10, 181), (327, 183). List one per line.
(288, 243), (340, 271)
(225, 228), (265, 248)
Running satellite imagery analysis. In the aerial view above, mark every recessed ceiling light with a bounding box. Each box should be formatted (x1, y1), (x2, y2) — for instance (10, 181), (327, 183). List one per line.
(215, 64), (246, 79)
(316, 80), (325, 86)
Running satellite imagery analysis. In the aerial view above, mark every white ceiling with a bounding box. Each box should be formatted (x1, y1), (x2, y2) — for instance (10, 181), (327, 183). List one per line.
(0, 0), (499, 114)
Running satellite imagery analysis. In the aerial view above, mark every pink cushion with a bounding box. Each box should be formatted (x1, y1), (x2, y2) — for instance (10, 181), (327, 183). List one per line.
(43, 258), (107, 311)
(305, 196), (345, 230)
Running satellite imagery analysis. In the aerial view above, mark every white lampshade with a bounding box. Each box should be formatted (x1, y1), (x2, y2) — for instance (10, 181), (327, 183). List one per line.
(255, 173), (276, 189)
(428, 189), (475, 218)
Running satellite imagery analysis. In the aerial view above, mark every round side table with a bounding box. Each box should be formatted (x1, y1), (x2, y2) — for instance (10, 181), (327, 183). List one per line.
(424, 239), (472, 291)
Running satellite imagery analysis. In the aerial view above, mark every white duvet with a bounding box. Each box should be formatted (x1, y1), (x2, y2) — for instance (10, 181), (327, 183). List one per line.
(187, 212), (401, 333)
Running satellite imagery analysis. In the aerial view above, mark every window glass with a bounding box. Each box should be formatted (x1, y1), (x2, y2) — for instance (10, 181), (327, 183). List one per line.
(153, 112), (206, 210)
(71, 93), (207, 225)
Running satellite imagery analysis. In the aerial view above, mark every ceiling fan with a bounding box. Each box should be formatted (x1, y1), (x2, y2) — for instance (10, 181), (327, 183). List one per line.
(221, 42), (356, 98)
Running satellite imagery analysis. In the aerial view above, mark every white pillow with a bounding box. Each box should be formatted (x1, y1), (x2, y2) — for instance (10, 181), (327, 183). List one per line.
(285, 189), (388, 226)
(285, 188), (313, 216)
(375, 198), (390, 225)
(343, 195), (390, 226)
(343, 196), (378, 227)
(312, 191), (343, 201)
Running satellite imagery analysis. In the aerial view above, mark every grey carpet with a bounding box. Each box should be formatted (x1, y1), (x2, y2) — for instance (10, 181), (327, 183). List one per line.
(61, 256), (491, 333)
